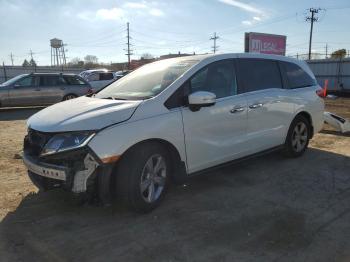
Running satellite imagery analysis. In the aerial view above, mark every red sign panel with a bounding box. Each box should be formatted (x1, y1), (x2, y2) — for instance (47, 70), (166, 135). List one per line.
(245, 32), (286, 56)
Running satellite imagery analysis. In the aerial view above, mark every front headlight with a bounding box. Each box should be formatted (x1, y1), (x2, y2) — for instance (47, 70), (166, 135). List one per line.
(41, 131), (95, 156)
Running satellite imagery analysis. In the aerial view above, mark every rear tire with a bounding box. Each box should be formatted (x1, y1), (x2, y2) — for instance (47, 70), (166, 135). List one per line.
(62, 94), (77, 101)
(115, 143), (170, 213)
(283, 115), (311, 158)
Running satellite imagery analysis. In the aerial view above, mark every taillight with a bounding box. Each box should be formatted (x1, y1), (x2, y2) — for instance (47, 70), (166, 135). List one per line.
(316, 88), (326, 98)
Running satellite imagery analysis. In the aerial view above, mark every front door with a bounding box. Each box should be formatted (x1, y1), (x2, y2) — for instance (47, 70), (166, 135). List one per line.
(181, 59), (248, 173)
(9, 75), (40, 106)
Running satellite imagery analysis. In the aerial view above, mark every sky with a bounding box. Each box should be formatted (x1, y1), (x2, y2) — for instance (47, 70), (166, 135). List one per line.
(0, 0), (350, 65)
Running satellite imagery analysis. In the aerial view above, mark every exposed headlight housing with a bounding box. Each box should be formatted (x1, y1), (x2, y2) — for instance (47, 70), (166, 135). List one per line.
(41, 132), (95, 156)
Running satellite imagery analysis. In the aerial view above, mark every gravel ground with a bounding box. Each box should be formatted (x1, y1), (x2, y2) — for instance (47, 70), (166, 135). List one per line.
(0, 99), (349, 262)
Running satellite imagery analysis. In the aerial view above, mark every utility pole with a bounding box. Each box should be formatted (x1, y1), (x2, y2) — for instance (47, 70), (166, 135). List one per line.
(210, 32), (219, 54)
(325, 44), (328, 59)
(125, 22), (133, 69)
(306, 8), (321, 60)
(9, 53), (14, 66)
(29, 49), (34, 60)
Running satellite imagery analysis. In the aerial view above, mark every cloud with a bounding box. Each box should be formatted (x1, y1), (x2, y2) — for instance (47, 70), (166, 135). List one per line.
(241, 14), (267, 26)
(149, 8), (164, 17)
(77, 2), (164, 22)
(96, 8), (125, 20)
(123, 2), (147, 9)
(218, 0), (263, 14)
(242, 20), (252, 25)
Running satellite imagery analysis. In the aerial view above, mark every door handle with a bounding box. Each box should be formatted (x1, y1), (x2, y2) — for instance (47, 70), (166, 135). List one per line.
(249, 103), (263, 109)
(230, 106), (245, 113)
(35, 88), (41, 91)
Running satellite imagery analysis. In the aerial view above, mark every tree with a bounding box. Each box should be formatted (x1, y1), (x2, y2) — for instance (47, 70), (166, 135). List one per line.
(69, 57), (84, 67)
(22, 59), (30, 67)
(331, 49), (347, 59)
(29, 58), (37, 67)
(141, 53), (154, 60)
(84, 55), (98, 64)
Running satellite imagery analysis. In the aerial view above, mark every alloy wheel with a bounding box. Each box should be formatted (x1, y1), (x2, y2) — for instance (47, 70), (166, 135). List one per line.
(64, 95), (76, 100)
(140, 154), (167, 203)
(292, 122), (308, 152)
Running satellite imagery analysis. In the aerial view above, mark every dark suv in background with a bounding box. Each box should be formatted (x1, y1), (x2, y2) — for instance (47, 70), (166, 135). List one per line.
(0, 73), (91, 107)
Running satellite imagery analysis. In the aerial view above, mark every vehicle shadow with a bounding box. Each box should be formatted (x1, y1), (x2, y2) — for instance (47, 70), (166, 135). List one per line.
(1, 148), (350, 261)
(0, 107), (44, 121)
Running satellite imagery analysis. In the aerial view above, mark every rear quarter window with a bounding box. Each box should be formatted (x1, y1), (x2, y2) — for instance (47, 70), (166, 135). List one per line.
(63, 76), (86, 85)
(99, 73), (114, 80)
(237, 59), (282, 93)
(280, 61), (316, 89)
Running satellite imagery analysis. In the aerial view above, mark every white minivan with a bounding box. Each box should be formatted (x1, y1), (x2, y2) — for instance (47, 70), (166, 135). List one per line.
(23, 53), (324, 212)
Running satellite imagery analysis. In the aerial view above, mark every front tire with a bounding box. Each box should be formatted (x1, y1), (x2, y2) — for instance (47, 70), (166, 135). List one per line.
(283, 115), (311, 158)
(115, 143), (170, 213)
(62, 94), (77, 101)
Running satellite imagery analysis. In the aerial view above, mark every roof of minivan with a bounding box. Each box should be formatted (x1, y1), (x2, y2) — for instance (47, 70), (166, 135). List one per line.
(174, 52), (302, 64)
(30, 73), (78, 76)
(171, 53), (313, 78)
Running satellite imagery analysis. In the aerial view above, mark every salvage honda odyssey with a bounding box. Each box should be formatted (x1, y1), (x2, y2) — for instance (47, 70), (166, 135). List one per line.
(23, 53), (324, 212)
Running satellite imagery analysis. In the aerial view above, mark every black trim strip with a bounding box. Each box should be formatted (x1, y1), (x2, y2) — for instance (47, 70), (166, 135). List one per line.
(188, 145), (284, 177)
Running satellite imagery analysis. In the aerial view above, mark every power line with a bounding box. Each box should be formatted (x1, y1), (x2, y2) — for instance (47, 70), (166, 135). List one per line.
(210, 32), (219, 53)
(306, 8), (321, 60)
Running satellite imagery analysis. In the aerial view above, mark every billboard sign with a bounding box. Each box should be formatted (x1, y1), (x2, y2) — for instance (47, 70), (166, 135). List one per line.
(245, 32), (286, 56)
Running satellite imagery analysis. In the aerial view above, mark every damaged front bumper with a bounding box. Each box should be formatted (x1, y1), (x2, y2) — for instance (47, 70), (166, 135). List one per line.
(23, 151), (100, 193)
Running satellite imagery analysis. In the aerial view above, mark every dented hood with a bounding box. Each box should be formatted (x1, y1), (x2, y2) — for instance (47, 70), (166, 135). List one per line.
(27, 96), (142, 132)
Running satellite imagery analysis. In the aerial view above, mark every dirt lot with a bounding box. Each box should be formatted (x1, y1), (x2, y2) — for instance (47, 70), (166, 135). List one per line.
(0, 99), (350, 262)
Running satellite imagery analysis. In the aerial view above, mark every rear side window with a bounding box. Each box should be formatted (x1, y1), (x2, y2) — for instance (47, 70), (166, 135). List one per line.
(281, 62), (316, 89)
(237, 59), (282, 92)
(87, 73), (99, 81)
(40, 76), (61, 86)
(99, 73), (114, 80)
(63, 75), (86, 85)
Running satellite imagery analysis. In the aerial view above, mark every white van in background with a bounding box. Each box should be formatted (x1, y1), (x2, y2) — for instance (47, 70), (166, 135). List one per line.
(79, 69), (129, 92)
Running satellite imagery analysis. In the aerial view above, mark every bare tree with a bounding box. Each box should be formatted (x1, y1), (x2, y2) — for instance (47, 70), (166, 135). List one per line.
(84, 55), (98, 64)
(141, 53), (154, 60)
(69, 57), (84, 67)
(331, 49), (347, 59)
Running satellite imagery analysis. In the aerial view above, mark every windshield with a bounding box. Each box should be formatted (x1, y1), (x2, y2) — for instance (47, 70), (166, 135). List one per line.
(95, 58), (199, 100)
(1, 74), (28, 86)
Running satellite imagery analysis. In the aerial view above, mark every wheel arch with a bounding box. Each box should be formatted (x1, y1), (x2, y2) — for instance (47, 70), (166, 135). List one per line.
(62, 93), (78, 100)
(119, 138), (188, 184)
(294, 111), (314, 138)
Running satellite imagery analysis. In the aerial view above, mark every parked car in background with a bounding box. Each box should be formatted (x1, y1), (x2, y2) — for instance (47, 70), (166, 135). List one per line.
(79, 69), (119, 92)
(23, 53), (324, 213)
(0, 73), (91, 107)
(115, 70), (131, 79)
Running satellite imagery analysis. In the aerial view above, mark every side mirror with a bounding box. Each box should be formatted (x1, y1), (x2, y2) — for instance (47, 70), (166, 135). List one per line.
(188, 91), (216, 112)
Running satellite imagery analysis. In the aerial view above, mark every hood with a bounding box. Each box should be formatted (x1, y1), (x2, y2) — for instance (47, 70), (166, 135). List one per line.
(27, 96), (142, 132)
